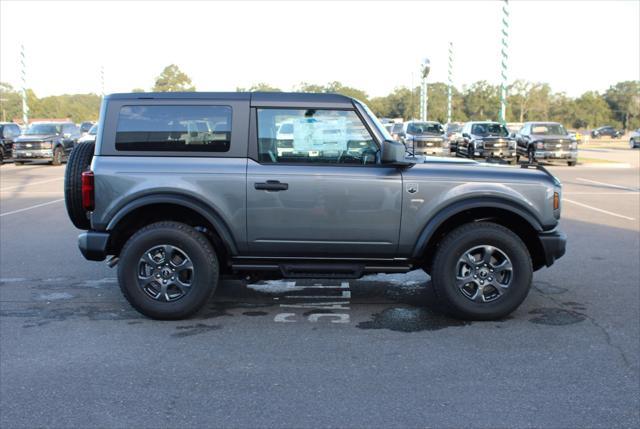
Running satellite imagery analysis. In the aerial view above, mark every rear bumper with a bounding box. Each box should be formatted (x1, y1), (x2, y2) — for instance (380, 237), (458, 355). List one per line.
(78, 231), (110, 261)
(538, 229), (567, 267)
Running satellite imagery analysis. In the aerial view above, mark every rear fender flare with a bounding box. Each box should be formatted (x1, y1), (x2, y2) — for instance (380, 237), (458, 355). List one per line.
(106, 193), (238, 256)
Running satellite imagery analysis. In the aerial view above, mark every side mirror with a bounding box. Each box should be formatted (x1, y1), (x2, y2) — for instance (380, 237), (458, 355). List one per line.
(462, 133), (470, 139)
(382, 140), (414, 167)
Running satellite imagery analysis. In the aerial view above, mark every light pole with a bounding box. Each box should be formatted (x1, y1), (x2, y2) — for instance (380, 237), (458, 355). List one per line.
(420, 58), (430, 122)
(20, 44), (28, 126)
(447, 42), (453, 124)
(500, 0), (509, 124)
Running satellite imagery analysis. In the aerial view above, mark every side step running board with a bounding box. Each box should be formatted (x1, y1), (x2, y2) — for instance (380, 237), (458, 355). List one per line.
(231, 262), (413, 279)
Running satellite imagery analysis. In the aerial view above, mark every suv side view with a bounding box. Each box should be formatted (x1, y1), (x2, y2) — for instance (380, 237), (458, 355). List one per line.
(65, 92), (566, 321)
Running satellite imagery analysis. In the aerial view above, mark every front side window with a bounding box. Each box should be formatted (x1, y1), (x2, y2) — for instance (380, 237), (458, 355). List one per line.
(115, 105), (232, 152)
(257, 109), (379, 165)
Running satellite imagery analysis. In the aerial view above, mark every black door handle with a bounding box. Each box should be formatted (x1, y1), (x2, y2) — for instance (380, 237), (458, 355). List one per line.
(254, 180), (289, 191)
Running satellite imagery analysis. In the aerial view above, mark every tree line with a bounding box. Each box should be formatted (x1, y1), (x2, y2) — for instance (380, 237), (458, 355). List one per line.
(1, 64), (638, 130)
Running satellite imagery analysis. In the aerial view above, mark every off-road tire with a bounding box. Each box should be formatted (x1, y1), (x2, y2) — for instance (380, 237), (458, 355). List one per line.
(51, 147), (63, 166)
(64, 142), (94, 229)
(431, 222), (533, 320)
(118, 222), (219, 320)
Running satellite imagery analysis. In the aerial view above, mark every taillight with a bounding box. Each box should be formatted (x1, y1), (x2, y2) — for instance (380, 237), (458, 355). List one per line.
(81, 171), (94, 211)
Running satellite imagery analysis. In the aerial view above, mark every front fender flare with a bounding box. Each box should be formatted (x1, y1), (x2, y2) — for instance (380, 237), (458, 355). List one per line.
(411, 197), (545, 259)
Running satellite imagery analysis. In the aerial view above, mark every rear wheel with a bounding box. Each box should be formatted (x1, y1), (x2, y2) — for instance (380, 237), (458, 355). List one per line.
(118, 222), (219, 320)
(64, 142), (95, 229)
(431, 222), (533, 320)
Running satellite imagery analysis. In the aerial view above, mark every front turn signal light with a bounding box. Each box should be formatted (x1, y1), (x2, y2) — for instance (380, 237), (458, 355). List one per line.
(553, 192), (559, 210)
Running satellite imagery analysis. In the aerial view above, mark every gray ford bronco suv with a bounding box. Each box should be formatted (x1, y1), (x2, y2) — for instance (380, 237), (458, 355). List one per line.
(64, 92), (566, 320)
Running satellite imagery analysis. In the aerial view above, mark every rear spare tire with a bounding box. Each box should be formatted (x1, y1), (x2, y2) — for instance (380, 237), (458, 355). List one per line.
(64, 142), (95, 229)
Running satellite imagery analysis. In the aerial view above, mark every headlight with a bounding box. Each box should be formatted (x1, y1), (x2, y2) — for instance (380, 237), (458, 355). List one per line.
(509, 141), (516, 149)
(41, 141), (52, 149)
(536, 142), (544, 150)
(474, 140), (483, 148)
(570, 142), (577, 149)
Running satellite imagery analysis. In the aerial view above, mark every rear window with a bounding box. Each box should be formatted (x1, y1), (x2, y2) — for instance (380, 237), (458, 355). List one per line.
(115, 105), (232, 152)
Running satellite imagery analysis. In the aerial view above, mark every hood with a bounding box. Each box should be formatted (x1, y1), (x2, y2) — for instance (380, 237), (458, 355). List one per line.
(411, 157), (557, 186)
(16, 134), (58, 141)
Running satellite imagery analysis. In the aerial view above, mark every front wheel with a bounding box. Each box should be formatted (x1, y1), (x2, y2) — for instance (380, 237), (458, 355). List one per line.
(431, 222), (533, 320)
(51, 147), (63, 166)
(118, 221), (219, 320)
(568, 160), (577, 166)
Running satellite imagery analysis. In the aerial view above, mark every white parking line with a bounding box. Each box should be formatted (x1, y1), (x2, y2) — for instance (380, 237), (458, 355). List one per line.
(0, 177), (63, 191)
(564, 192), (639, 195)
(0, 198), (64, 217)
(564, 198), (635, 221)
(577, 178), (639, 192)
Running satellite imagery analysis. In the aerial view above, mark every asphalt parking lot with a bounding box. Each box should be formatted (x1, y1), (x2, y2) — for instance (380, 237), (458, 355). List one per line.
(1, 152), (639, 428)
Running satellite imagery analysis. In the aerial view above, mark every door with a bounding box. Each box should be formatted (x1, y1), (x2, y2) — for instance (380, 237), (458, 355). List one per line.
(247, 107), (403, 257)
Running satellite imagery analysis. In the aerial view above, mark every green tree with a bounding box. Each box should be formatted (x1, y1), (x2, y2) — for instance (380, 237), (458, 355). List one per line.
(236, 83), (281, 92)
(507, 80), (551, 122)
(604, 81), (640, 130)
(152, 64), (195, 92)
(549, 93), (578, 128)
(574, 91), (614, 128)
(131, 88), (145, 93)
(463, 81), (499, 120)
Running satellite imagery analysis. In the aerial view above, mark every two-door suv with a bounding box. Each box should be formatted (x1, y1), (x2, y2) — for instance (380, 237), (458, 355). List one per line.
(64, 92), (566, 320)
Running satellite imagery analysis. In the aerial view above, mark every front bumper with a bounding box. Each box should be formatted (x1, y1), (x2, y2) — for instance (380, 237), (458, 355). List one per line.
(535, 150), (577, 160)
(474, 149), (517, 159)
(538, 229), (567, 267)
(415, 146), (446, 156)
(78, 231), (110, 261)
(14, 149), (54, 160)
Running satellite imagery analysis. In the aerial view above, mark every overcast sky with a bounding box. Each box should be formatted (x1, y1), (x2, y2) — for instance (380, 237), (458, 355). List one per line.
(1, 0), (638, 98)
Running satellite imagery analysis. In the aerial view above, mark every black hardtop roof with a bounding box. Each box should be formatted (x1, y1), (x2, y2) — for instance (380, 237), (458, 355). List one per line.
(105, 92), (355, 107)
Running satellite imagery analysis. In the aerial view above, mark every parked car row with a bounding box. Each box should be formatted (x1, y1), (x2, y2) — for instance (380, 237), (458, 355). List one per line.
(388, 119), (579, 166)
(0, 120), (96, 165)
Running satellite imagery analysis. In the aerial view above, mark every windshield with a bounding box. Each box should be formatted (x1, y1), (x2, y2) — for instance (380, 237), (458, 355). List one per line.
(446, 123), (462, 133)
(356, 101), (393, 141)
(25, 123), (63, 135)
(407, 122), (444, 135)
(89, 124), (98, 135)
(531, 123), (567, 135)
(471, 123), (509, 137)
